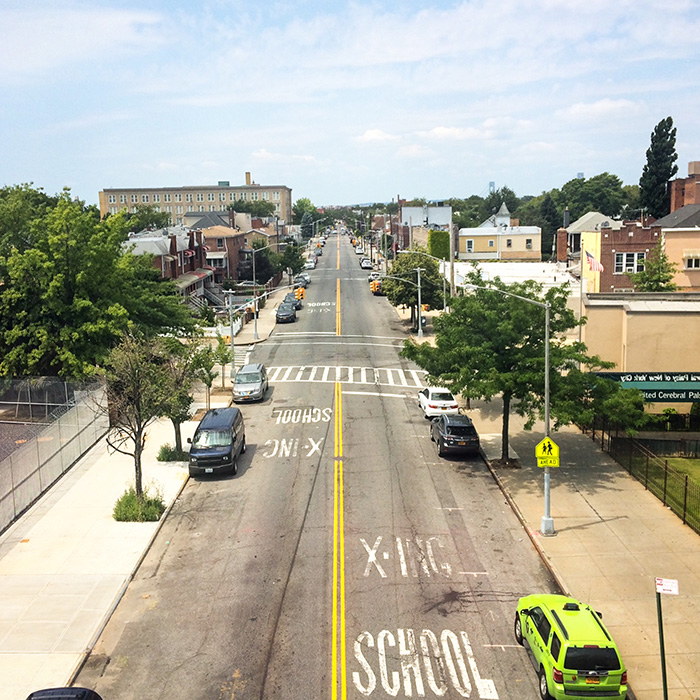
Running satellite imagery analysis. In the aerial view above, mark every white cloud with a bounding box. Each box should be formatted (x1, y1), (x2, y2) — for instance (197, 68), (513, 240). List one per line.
(555, 98), (641, 123)
(356, 129), (400, 143)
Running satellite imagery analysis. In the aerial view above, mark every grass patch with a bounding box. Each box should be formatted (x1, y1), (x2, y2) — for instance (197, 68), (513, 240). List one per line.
(664, 457), (700, 480)
(113, 486), (166, 522)
(157, 443), (189, 462)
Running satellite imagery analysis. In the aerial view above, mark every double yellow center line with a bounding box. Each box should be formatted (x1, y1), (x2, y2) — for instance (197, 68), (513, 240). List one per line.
(331, 380), (346, 699)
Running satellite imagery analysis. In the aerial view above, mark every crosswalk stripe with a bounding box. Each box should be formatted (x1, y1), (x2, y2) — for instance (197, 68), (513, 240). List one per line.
(267, 365), (427, 388)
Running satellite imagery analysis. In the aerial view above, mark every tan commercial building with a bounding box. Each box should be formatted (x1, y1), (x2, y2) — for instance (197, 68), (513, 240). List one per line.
(98, 172), (293, 225)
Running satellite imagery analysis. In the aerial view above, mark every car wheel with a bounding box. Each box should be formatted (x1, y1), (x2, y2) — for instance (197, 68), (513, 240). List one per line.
(241, 436), (246, 454)
(539, 668), (552, 700)
(514, 613), (523, 645)
(430, 429), (435, 442)
(231, 457), (238, 476)
(437, 440), (445, 457)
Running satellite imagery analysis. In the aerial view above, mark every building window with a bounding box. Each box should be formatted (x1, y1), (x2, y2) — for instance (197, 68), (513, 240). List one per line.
(164, 194), (171, 202)
(108, 194), (116, 204)
(262, 191), (269, 200)
(208, 193), (215, 201)
(175, 194), (182, 202)
(217, 238), (224, 249)
(176, 205), (183, 214)
(119, 194), (127, 204)
(488, 240), (494, 248)
(273, 191), (280, 201)
(198, 205), (204, 212)
(131, 194), (138, 203)
(506, 239), (512, 248)
(525, 239), (532, 249)
(251, 192), (259, 201)
(686, 258), (700, 269)
(142, 194), (149, 203)
(210, 205), (216, 211)
(109, 206), (118, 214)
(220, 193), (226, 201)
(153, 194), (160, 203)
(185, 194), (193, 203)
(614, 252), (646, 273)
(196, 193), (204, 202)
(466, 240), (474, 253)
(154, 206), (160, 212)
(240, 192), (247, 201)
(220, 204), (227, 211)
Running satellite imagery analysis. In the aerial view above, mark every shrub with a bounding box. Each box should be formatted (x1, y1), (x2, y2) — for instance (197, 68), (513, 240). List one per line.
(113, 486), (166, 522)
(157, 443), (189, 461)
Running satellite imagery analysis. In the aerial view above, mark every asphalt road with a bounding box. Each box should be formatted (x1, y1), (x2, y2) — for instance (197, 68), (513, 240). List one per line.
(76, 232), (560, 699)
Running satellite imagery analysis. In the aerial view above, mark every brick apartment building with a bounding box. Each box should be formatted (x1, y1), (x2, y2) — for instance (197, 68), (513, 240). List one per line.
(98, 172), (293, 225)
(670, 161), (700, 211)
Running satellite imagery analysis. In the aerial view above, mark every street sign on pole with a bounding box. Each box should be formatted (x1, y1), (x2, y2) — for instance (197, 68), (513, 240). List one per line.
(655, 577), (678, 700)
(535, 437), (560, 468)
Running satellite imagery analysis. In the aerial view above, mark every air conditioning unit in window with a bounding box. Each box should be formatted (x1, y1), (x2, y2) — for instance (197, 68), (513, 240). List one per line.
(625, 267), (635, 273)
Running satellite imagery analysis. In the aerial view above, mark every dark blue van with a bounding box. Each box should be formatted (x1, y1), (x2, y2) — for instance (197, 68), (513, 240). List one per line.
(187, 407), (246, 476)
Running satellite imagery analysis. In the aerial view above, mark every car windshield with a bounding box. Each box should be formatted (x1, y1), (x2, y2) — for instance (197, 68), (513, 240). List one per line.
(431, 392), (454, 402)
(236, 372), (261, 384)
(279, 303), (294, 310)
(447, 425), (476, 437)
(564, 646), (621, 672)
(192, 429), (232, 448)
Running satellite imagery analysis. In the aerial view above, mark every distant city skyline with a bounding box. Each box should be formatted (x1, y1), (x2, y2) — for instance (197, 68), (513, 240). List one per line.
(1, 0), (699, 208)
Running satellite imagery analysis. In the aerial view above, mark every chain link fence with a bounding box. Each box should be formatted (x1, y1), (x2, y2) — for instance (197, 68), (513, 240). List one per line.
(0, 379), (109, 534)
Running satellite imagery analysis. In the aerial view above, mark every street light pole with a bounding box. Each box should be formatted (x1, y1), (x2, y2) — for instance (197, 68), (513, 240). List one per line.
(398, 249), (448, 311)
(416, 267), (423, 339)
(465, 283), (554, 535)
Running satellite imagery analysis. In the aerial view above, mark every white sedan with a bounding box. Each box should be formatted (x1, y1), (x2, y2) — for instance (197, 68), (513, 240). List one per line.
(417, 387), (459, 418)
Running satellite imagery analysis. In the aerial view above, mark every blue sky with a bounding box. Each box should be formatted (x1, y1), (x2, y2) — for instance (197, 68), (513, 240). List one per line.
(2, 0), (699, 209)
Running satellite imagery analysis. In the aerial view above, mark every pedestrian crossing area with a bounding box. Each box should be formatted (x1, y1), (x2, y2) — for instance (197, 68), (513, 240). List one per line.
(267, 365), (427, 388)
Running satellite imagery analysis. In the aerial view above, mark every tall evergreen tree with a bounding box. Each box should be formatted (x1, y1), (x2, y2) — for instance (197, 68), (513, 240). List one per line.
(639, 117), (678, 218)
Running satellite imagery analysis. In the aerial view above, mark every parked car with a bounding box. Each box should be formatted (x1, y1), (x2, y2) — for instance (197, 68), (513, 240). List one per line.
(232, 362), (268, 403)
(360, 259), (373, 269)
(276, 302), (297, 323)
(418, 387), (459, 418)
(187, 407), (246, 477)
(515, 594), (628, 700)
(293, 276), (308, 288)
(430, 414), (480, 457)
(355, 246), (364, 255)
(368, 271), (382, 281)
(304, 259), (316, 269)
(25, 690), (104, 700)
(284, 292), (303, 310)
(296, 272), (311, 284)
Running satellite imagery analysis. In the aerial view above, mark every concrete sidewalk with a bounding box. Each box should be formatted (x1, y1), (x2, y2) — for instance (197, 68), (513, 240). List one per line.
(472, 405), (700, 700)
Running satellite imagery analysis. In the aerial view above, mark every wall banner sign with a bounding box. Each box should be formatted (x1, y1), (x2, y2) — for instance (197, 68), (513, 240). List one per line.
(594, 372), (700, 402)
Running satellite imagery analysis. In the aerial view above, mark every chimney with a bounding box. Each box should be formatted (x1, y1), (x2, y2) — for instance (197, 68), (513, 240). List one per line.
(556, 228), (568, 263)
(245, 172), (252, 185)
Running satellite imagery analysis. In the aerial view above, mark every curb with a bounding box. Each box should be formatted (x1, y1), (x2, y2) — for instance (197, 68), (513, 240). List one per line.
(67, 468), (191, 685)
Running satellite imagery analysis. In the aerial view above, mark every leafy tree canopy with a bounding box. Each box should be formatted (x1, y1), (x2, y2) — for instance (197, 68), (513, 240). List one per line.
(382, 247), (444, 311)
(124, 204), (171, 231)
(628, 240), (678, 292)
(292, 198), (318, 224)
(401, 268), (619, 461)
(0, 188), (196, 379)
(639, 116), (678, 219)
(227, 199), (276, 217)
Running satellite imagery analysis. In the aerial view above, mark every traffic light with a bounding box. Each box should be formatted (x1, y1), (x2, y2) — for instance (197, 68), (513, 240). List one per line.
(300, 287), (306, 299)
(370, 280), (378, 293)
(295, 287), (303, 300)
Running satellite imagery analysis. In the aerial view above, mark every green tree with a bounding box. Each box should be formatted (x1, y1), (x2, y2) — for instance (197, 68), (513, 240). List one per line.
(560, 173), (627, 220)
(250, 240), (280, 284)
(103, 334), (170, 497)
(383, 248), (444, 326)
(125, 204), (171, 231)
(539, 193), (561, 259)
(292, 198), (317, 224)
(639, 117), (679, 219)
(401, 270), (614, 462)
(0, 191), (196, 378)
(628, 241), (678, 291)
(213, 334), (232, 388)
(300, 211), (314, 240)
(191, 344), (217, 411)
(481, 186), (520, 221)
(227, 199), (276, 217)
(160, 338), (196, 454)
(427, 230), (449, 261)
(280, 242), (307, 276)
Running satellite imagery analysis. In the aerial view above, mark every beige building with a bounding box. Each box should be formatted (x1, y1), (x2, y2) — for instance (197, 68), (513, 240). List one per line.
(457, 202), (541, 261)
(98, 172), (293, 225)
(662, 227), (700, 290)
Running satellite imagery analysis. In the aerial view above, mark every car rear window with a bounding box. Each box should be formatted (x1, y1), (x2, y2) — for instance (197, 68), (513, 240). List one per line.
(564, 646), (621, 671)
(447, 425), (477, 437)
(432, 392), (454, 402)
(236, 372), (261, 384)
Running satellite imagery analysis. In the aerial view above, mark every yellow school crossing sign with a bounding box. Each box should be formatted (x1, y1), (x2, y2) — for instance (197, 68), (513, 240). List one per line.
(535, 437), (560, 468)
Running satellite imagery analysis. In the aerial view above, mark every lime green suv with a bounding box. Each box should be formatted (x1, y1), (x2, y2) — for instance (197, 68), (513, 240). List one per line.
(515, 594), (627, 700)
